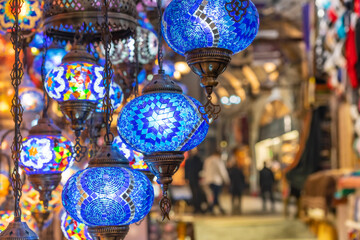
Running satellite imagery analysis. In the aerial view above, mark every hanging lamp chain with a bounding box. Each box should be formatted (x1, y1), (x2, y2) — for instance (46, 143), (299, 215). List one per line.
(134, 29), (139, 97)
(101, 0), (114, 145)
(41, 31), (49, 118)
(10, 0), (24, 222)
(157, 0), (164, 73)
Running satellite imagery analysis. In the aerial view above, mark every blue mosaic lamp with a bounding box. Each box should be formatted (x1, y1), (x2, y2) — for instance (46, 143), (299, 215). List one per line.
(19, 117), (74, 209)
(62, 144), (154, 239)
(96, 81), (123, 113)
(45, 44), (105, 161)
(162, 0), (259, 122)
(117, 73), (208, 219)
(19, 72), (44, 113)
(33, 48), (67, 78)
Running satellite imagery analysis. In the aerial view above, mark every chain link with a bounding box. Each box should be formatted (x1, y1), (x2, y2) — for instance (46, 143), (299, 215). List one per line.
(101, 0), (114, 145)
(10, 0), (24, 222)
(157, 0), (164, 73)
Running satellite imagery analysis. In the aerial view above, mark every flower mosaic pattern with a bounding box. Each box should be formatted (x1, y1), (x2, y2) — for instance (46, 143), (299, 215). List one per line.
(20, 136), (74, 174)
(45, 62), (105, 102)
(162, 0), (259, 55)
(118, 93), (209, 154)
(62, 167), (154, 226)
(0, 0), (42, 34)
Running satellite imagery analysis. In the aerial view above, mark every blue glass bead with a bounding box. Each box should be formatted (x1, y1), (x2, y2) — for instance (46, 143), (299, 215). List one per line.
(62, 167), (154, 226)
(162, 0), (259, 55)
(117, 92), (209, 154)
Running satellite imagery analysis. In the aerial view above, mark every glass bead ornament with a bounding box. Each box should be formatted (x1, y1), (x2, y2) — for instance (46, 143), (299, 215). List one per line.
(117, 73), (208, 219)
(61, 211), (92, 240)
(20, 117), (74, 209)
(162, 0), (259, 122)
(62, 144), (154, 240)
(45, 44), (105, 160)
(0, 0), (41, 36)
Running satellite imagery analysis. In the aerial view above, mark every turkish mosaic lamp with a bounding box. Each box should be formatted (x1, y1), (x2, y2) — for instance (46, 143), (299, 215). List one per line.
(62, 144), (154, 239)
(0, 0), (41, 37)
(43, 0), (137, 43)
(45, 45), (105, 135)
(162, 0), (259, 122)
(19, 72), (44, 113)
(96, 81), (124, 113)
(61, 211), (92, 240)
(33, 48), (68, 78)
(117, 73), (208, 219)
(20, 117), (74, 208)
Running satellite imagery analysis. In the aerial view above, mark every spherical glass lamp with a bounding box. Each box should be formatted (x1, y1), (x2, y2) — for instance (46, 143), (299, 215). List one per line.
(0, 0), (41, 35)
(117, 73), (208, 219)
(61, 211), (92, 240)
(162, 0), (259, 119)
(96, 81), (123, 113)
(45, 45), (105, 136)
(20, 118), (74, 208)
(62, 145), (154, 239)
(18, 72), (44, 113)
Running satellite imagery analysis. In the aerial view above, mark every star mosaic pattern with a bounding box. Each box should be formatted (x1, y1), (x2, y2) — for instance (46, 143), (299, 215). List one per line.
(162, 0), (259, 55)
(20, 136), (74, 175)
(62, 167), (154, 226)
(0, 0), (42, 33)
(117, 92), (209, 154)
(45, 61), (105, 102)
(19, 87), (44, 113)
(61, 211), (92, 240)
(96, 81), (123, 112)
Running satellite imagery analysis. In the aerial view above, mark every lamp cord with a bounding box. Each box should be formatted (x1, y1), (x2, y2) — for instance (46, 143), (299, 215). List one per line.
(101, 0), (114, 145)
(10, 0), (24, 222)
(157, 0), (164, 73)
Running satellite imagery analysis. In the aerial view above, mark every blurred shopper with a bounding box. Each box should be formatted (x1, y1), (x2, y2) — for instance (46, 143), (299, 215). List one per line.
(227, 148), (245, 215)
(259, 161), (275, 212)
(185, 148), (205, 214)
(203, 150), (230, 215)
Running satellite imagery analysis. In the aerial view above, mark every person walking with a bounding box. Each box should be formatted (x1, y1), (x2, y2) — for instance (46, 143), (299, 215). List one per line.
(259, 161), (275, 212)
(185, 147), (205, 214)
(203, 150), (230, 215)
(227, 149), (246, 215)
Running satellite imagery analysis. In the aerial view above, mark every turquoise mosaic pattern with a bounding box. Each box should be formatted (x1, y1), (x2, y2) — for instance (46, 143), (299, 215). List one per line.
(117, 93), (209, 154)
(162, 0), (259, 55)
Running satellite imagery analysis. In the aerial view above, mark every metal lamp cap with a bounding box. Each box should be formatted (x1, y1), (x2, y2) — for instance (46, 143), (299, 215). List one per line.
(28, 117), (61, 136)
(88, 144), (130, 168)
(142, 73), (182, 94)
(62, 45), (96, 64)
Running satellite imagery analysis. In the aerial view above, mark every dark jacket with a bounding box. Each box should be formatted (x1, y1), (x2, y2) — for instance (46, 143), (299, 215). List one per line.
(185, 154), (203, 185)
(228, 166), (245, 195)
(259, 167), (274, 191)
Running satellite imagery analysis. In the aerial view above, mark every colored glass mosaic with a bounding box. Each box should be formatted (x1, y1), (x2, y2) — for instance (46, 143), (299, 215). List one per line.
(62, 167), (154, 226)
(45, 61), (105, 102)
(33, 48), (67, 77)
(96, 81), (123, 112)
(117, 93), (209, 154)
(113, 136), (148, 170)
(20, 136), (74, 175)
(61, 211), (92, 240)
(162, 0), (259, 55)
(19, 87), (44, 113)
(0, 0), (42, 34)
